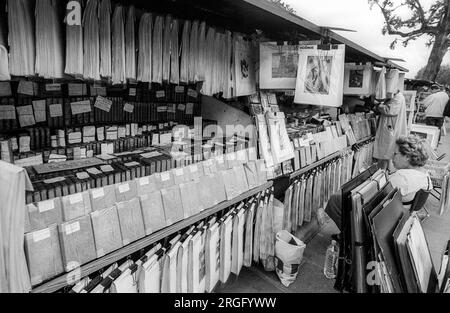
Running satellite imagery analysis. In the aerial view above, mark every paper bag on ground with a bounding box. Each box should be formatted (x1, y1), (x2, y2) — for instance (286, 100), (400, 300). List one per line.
(275, 230), (306, 287)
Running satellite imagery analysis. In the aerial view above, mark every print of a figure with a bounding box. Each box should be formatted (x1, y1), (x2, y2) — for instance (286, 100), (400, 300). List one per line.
(305, 56), (332, 94)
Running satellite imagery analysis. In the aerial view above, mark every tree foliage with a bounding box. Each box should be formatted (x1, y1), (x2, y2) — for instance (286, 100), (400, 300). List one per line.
(369, 0), (450, 80)
(369, 0), (446, 48)
(416, 64), (450, 84)
(269, 0), (296, 14)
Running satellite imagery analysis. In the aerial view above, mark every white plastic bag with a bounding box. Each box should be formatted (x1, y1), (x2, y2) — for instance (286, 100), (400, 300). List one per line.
(275, 230), (306, 287)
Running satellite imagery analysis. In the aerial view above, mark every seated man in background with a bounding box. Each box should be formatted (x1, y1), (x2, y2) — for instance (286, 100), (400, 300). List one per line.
(325, 135), (432, 232)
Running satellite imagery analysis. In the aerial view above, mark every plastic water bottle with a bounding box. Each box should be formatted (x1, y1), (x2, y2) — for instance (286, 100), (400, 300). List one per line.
(324, 240), (339, 279)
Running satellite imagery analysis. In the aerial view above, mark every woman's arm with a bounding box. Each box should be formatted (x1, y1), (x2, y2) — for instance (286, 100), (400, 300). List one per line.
(377, 104), (398, 117)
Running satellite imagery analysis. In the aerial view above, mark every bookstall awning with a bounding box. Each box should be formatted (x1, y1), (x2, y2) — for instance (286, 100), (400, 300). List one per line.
(124, 0), (408, 72)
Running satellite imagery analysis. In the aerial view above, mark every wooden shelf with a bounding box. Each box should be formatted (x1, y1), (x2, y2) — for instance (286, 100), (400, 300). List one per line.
(31, 181), (273, 293)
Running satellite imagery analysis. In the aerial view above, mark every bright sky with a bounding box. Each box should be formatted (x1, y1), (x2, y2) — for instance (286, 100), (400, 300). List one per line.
(284, 0), (450, 78)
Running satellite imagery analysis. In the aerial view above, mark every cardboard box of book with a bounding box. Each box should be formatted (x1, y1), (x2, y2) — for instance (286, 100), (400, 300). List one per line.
(161, 185), (185, 226)
(116, 198), (146, 246)
(61, 191), (92, 222)
(27, 198), (63, 231)
(90, 206), (123, 258)
(58, 215), (97, 272)
(89, 185), (117, 212)
(180, 180), (204, 218)
(139, 191), (167, 236)
(136, 175), (159, 196)
(114, 181), (138, 202)
(24, 225), (64, 286)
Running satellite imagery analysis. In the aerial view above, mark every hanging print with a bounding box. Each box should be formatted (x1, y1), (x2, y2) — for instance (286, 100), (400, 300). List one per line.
(294, 45), (345, 107)
(260, 42), (298, 89)
(343, 63), (373, 96)
(234, 35), (256, 97)
(305, 55), (332, 94)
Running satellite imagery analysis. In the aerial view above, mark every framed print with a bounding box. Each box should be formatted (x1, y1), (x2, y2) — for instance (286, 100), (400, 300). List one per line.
(343, 64), (373, 96)
(403, 90), (417, 111)
(410, 124), (440, 150)
(294, 44), (345, 108)
(260, 42), (298, 89)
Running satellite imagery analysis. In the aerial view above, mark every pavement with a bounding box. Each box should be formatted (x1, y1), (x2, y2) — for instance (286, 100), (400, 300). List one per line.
(215, 122), (450, 294)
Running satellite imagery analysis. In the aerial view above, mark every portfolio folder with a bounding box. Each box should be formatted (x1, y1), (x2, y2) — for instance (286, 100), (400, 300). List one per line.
(139, 191), (167, 236)
(393, 212), (420, 293)
(25, 225), (64, 286)
(59, 215), (97, 272)
(371, 190), (405, 293)
(336, 163), (379, 292)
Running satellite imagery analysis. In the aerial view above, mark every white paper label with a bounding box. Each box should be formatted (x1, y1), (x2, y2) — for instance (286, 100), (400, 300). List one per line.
(43, 177), (66, 184)
(156, 90), (165, 98)
(157, 106), (168, 113)
(92, 188), (105, 199)
(94, 96), (112, 112)
(17, 105), (36, 127)
(175, 86), (185, 93)
(140, 151), (162, 158)
(71, 100), (91, 115)
(17, 81), (35, 96)
(33, 228), (51, 242)
(45, 84), (61, 92)
(86, 168), (102, 175)
(69, 193), (83, 205)
(139, 177), (150, 186)
(38, 200), (55, 213)
(129, 88), (137, 96)
(32, 100), (47, 123)
(125, 162), (140, 167)
(161, 172), (171, 181)
(119, 183), (130, 193)
(186, 103), (194, 115)
(65, 222), (81, 235)
(124, 103), (134, 113)
(100, 165), (115, 172)
(178, 104), (186, 111)
(49, 104), (63, 117)
(187, 89), (198, 98)
(175, 168), (184, 176)
(0, 106), (16, 120)
(76, 172), (90, 180)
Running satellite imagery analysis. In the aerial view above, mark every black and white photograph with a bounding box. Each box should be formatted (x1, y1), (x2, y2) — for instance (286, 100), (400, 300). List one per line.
(1, 0), (450, 303)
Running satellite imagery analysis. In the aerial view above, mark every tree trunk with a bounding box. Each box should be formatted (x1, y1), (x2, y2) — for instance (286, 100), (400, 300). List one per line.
(422, 1), (450, 81)
(422, 32), (448, 81)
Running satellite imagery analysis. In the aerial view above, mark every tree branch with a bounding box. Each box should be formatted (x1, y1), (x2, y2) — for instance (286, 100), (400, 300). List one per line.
(410, 0), (427, 25)
(374, 0), (440, 36)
